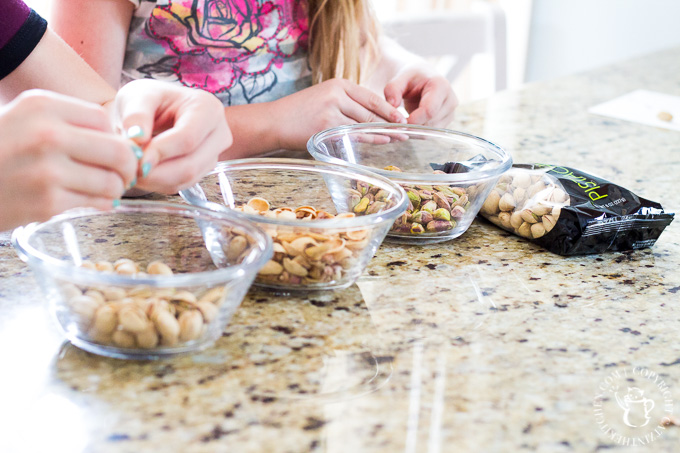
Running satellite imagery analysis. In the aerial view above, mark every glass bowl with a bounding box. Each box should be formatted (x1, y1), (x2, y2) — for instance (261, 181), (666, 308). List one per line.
(307, 123), (513, 243)
(179, 158), (408, 292)
(11, 201), (272, 360)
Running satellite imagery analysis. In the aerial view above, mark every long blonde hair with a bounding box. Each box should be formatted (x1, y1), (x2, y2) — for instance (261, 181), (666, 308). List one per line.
(307, 0), (380, 84)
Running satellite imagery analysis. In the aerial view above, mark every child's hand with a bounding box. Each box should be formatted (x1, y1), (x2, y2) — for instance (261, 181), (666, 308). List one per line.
(271, 78), (407, 150)
(114, 80), (233, 194)
(0, 90), (137, 230)
(384, 68), (459, 127)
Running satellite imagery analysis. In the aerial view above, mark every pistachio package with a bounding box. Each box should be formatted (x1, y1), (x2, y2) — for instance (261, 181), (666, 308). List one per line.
(479, 164), (674, 255)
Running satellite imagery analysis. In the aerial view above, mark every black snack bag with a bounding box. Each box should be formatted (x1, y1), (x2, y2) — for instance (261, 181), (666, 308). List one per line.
(478, 164), (675, 255)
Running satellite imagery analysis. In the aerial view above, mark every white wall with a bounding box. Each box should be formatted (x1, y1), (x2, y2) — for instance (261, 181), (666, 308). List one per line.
(526, 0), (680, 83)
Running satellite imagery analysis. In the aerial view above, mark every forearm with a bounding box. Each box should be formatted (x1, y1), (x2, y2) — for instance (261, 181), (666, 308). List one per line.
(0, 28), (116, 104)
(221, 103), (284, 159)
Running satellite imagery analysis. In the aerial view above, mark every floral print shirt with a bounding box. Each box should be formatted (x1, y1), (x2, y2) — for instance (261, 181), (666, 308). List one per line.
(123, 0), (311, 106)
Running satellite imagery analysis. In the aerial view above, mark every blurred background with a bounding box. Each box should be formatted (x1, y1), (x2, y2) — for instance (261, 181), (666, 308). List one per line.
(25, 0), (680, 104)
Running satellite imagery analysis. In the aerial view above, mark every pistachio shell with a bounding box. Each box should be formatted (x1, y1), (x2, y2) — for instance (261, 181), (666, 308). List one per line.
(517, 222), (532, 238)
(154, 310), (180, 345)
(520, 209), (539, 224)
(146, 260), (173, 276)
(197, 301), (219, 323)
(498, 212), (513, 230)
(199, 287), (224, 304)
(283, 257), (308, 277)
(344, 229), (368, 241)
(95, 261), (114, 272)
(246, 197), (270, 212)
(510, 211), (524, 229)
(259, 260), (284, 275)
(226, 236), (248, 261)
(542, 214), (557, 232)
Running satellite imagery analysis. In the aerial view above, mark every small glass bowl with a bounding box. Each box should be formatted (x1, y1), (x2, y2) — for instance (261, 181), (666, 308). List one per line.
(180, 158), (408, 292)
(308, 123), (513, 243)
(11, 201), (272, 360)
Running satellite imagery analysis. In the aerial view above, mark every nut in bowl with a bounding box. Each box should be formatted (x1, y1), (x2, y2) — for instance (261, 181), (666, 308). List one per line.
(179, 158), (408, 292)
(11, 201), (272, 360)
(308, 123), (513, 243)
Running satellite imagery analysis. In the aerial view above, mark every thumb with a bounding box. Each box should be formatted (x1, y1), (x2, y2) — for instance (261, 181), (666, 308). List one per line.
(384, 73), (409, 108)
(115, 88), (161, 180)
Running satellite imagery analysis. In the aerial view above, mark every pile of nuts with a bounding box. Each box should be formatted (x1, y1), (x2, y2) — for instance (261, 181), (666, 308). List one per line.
(353, 166), (472, 234)
(234, 198), (368, 286)
(62, 259), (224, 349)
(480, 170), (571, 239)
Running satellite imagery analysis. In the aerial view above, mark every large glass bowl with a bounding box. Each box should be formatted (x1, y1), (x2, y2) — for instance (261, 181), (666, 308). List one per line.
(308, 123), (513, 243)
(179, 158), (408, 292)
(11, 201), (272, 360)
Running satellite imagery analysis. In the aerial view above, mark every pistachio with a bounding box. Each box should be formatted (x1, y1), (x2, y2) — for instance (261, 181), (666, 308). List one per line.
(90, 305), (118, 336)
(95, 261), (114, 272)
(353, 197), (370, 214)
(112, 330), (136, 348)
(481, 191), (501, 216)
(432, 208), (451, 221)
(542, 214), (557, 232)
(118, 305), (150, 333)
(517, 222), (532, 238)
(513, 173), (532, 189)
(421, 200), (438, 213)
(69, 295), (102, 328)
(510, 211), (524, 229)
(499, 193), (516, 212)
(498, 212), (513, 230)
(135, 327), (159, 349)
(433, 192), (451, 210)
(154, 310), (180, 346)
(406, 190), (421, 210)
(147, 260), (173, 276)
(531, 223), (546, 239)
(365, 201), (386, 215)
(411, 210), (433, 225)
(197, 301), (219, 323)
(178, 310), (204, 342)
(383, 165), (402, 172)
(426, 220), (453, 232)
(410, 223), (425, 234)
(520, 209), (539, 224)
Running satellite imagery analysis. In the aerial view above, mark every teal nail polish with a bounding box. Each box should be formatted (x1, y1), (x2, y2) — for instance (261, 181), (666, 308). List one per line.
(128, 177), (137, 189)
(131, 144), (143, 160)
(112, 199), (121, 208)
(126, 125), (144, 139)
(142, 162), (152, 178)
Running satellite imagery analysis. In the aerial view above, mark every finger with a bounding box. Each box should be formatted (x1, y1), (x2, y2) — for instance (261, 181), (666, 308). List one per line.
(383, 75), (408, 108)
(18, 90), (114, 132)
(406, 84), (446, 125)
(60, 124), (139, 185)
(52, 154), (127, 199)
(345, 84), (406, 124)
(136, 129), (222, 194)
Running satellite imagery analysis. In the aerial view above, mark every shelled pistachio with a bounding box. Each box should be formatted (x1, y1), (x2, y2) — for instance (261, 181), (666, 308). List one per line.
(62, 259), (226, 349)
(360, 166), (473, 235)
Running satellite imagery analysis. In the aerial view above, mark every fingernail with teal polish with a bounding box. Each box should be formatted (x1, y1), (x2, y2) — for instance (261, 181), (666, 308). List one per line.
(128, 177), (137, 189)
(142, 162), (152, 178)
(126, 125), (144, 139)
(131, 144), (143, 160)
(112, 199), (121, 208)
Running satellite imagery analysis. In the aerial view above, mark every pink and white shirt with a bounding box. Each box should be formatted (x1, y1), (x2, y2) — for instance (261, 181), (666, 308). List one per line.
(122, 0), (311, 106)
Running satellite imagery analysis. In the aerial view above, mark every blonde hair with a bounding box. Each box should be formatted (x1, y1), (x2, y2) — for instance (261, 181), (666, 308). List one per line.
(307, 0), (380, 84)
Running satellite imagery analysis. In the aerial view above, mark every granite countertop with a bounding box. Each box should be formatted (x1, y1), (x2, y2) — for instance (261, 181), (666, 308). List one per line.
(1, 48), (679, 453)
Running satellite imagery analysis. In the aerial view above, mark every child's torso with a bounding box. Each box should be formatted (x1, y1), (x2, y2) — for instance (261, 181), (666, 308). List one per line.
(123, 0), (311, 106)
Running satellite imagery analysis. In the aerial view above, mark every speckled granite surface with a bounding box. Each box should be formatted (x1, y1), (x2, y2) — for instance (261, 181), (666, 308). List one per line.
(1, 48), (679, 453)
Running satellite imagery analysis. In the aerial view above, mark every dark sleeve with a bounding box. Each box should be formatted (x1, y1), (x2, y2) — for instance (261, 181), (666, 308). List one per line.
(0, 7), (48, 80)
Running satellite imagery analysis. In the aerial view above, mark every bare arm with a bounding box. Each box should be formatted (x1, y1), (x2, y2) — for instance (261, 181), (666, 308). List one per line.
(50, 0), (134, 88)
(0, 27), (116, 104)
